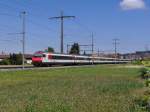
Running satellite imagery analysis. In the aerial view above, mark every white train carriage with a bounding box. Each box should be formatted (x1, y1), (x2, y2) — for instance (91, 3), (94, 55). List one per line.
(32, 52), (130, 67)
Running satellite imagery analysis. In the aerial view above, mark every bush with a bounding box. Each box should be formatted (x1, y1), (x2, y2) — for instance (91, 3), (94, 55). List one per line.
(142, 61), (150, 67)
(145, 79), (150, 87)
(9, 53), (22, 65)
(135, 90), (150, 111)
(139, 68), (148, 79)
(132, 60), (142, 65)
(0, 58), (10, 65)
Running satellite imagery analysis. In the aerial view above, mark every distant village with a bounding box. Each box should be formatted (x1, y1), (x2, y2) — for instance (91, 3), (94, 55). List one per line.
(96, 51), (150, 60)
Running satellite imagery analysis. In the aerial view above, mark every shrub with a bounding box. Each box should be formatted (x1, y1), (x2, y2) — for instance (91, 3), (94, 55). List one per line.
(9, 53), (22, 65)
(139, 68), (148, 79)
(145, 79), (150, 87)
(0, 58), (10, 65)
(142, 61), (150, 67)
(135, 90), (150, 111)
(132, 60), (142, 65)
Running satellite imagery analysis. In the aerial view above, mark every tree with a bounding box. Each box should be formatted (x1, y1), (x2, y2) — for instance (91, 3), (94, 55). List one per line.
(16, 53), (22, 65)
(9, 53), (22, 65)
(46, 47), (54, 53)
(69, 43), (80, 55)
(83, 51), (86, 55)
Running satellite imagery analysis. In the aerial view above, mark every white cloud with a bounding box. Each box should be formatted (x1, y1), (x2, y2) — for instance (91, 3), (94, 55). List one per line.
(120, 0), (146, 10)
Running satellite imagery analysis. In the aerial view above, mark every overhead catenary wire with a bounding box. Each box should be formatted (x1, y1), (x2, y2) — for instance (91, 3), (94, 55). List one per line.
(0, 13), (19, 18)
(27, 18), (57, 33)
(0, 1), (58, 33)
(0, 1), (22, 13)
(65, 16), (95, 55)
(0, 39), (18, 42)
(0, 3), (57, 43)
(72, 19), (93, 34)
(0, 1), (97, 55)
(0, 19), (56, 48)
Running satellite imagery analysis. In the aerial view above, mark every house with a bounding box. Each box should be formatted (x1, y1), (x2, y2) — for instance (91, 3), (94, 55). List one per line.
(24, 54), (33, 64)
(122, 51), (150, 60)
(0, 55), (10, 62)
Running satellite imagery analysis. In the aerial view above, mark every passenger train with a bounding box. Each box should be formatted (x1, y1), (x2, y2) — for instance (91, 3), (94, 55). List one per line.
(32, 51), (130, 67)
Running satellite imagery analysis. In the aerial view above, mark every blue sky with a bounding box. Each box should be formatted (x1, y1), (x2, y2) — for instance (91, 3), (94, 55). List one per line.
(0, 0), (150, 54)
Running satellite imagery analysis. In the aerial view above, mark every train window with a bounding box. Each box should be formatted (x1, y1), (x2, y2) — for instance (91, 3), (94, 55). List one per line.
(75, 56), (91, 60)
(33, 54), (46, 58)
(100, 58), (106, 61)
(76, 57), (81, 60)
(43, 54), (46, 57)
(76, 57), (87, 60)
(52, 56), (59, 59)
(66, 56), (74, 60)
(52, 55), (74, 60)
(34, 54), (43, 57)
(87, 58), (91, 60)
(48, 55), (52, 59)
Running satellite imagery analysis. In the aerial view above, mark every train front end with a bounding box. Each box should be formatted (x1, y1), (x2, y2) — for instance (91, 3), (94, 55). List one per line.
(32, 51), (46, 67)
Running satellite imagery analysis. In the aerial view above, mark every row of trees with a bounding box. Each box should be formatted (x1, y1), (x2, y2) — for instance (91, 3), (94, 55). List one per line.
(0, 53), (22, 65)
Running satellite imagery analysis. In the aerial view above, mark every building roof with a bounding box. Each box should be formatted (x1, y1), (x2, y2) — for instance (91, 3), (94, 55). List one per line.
(0, 54), (33, 59)
(0, 55), (10, 59)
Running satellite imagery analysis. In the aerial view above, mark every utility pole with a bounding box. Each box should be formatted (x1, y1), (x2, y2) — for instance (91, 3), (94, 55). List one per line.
(67, 44), (69, 54)
(97, 49), (100, 56)
(49, 11), (75, 54)
(7, 12), (26, 69)
(22, 11), (26, 69)
(92, 33), (94, 55)
(113, 38), (119, 62)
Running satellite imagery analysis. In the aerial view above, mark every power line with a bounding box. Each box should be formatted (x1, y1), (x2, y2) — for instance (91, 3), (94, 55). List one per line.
(0, 13), (19, 18)
(0, 1), (57, 33)
(49, 11), (75, 54)
(72, 19), (93, 33)
(27, 32), (53, 47)
(92, 33), (94, 54)
(0, 1), (96, 55)
(27, 18), (57, 33)
(0, 1), (21, 12)
(0, 39), (17, 42)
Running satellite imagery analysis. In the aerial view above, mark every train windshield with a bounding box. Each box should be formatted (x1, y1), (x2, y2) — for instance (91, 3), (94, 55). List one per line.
(33, 54), (46, 58)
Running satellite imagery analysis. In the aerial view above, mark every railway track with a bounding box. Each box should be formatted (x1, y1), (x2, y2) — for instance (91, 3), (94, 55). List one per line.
(0, 65), (96, 71)
(0, 65), (33, 69)
(0, 65), (34, 71)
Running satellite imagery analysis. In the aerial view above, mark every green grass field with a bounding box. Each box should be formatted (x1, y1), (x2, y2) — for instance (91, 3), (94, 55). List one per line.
(0, 65), (146, 112)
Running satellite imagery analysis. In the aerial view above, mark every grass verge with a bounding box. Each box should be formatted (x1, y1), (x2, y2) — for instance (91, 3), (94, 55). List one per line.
(0, 65), (145, 112)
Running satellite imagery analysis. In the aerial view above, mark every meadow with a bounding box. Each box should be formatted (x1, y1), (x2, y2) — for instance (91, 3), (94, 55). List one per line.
(0, 65), (146, 112)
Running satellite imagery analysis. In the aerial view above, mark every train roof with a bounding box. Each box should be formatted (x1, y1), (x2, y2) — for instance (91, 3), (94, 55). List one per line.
(42, 53), (122, 59)
(34, 52), (131, 60)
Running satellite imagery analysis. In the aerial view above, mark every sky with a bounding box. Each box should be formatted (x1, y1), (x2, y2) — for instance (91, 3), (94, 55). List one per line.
(0, 0), (150, 54)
